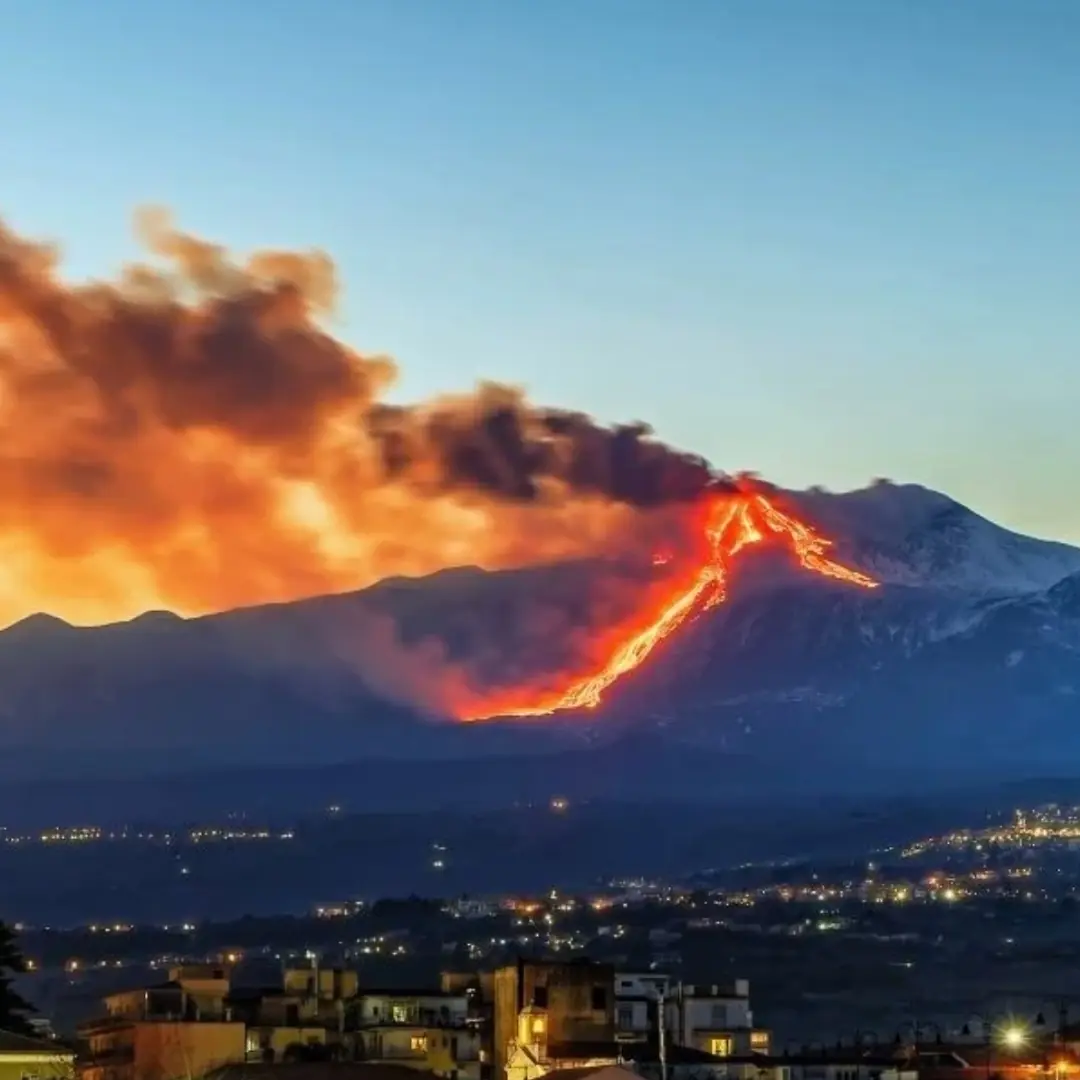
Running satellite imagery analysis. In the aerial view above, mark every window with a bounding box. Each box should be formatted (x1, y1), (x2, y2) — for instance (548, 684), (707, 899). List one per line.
(531, 1017), (546, 1036)
(751, 1032), (770, 1052)
(410, 1036), (428, 1052)
(617, 1006), (634, 1030)
(591, 987), (607, 1011)
(392, 1004), (409, 1023)
(709, 1037), (733, 1058)
(710, 1004), (727, 1026)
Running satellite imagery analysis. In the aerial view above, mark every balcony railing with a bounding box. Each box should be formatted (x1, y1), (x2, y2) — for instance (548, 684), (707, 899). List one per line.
(80, 1012), (229, 1032)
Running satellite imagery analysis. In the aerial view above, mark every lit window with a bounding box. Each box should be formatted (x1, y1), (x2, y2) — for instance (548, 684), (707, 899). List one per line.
(410, 1036), (427, 1052)
(751, 1032), (770, 1051)
(710, 1038), (733, 1057)
(532, 1017), (546, 1035)
(392, 1005), (409, 1023)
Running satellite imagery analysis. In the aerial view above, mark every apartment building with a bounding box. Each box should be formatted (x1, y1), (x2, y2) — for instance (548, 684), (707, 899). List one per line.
(79, 966), (246, 1080)
(494, 960), (616, 1080)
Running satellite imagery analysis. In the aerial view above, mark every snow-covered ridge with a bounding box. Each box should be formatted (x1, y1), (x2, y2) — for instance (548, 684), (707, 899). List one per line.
(788, 481), (1080, 595)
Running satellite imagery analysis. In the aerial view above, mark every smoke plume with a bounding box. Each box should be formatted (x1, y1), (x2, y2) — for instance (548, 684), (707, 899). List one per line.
(0, 208), (721, 628)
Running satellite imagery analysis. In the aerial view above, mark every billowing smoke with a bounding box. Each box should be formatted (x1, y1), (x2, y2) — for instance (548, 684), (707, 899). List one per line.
(0, 208), (722, 630)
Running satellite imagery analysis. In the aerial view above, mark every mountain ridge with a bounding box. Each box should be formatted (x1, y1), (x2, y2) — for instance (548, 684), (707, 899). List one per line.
(0, 481), (1077, 802)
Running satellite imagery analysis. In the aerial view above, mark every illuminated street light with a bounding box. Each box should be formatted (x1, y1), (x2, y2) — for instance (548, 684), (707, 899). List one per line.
(1001, 1026), (1026, 1050)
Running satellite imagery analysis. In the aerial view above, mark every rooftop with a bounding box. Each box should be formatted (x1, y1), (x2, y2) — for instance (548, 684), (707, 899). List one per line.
(0, 1030), (74, 1057)
(206, 1065), (441, 1080)
(546, 1041), (624, 1061)
(542, 1069), (635, 1080)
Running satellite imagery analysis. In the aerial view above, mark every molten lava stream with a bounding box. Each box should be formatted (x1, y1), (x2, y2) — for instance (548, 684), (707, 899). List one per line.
(459, 492), (877, 722)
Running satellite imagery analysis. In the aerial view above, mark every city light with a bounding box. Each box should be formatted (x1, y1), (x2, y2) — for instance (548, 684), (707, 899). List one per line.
(1002, 1026), (1026, 1049)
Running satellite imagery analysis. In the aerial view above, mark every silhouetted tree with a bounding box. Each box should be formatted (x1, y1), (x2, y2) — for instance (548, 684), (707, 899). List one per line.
(0, 920), (36, 1035)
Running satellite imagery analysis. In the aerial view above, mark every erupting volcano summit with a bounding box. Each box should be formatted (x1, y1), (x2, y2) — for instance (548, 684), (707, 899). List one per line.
(461, 491), (878, 721)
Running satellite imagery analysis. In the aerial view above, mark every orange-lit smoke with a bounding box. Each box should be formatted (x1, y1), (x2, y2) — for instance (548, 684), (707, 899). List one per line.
(0, 208), (718, 628)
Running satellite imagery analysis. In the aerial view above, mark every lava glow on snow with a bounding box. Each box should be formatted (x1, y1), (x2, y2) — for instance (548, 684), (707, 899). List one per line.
(460, 492), (878, 722)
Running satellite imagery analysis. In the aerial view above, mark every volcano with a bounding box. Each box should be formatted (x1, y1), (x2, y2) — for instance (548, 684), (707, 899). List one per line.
(0, 479), (1078, 818)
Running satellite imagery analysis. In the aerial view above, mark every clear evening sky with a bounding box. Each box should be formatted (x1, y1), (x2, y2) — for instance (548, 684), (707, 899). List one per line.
(4, 0), (1078, 543)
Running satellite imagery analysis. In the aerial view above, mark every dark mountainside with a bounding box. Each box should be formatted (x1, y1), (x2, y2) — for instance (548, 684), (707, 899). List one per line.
(10, 784), (1080, 925)
(0, 481), (1078, 827)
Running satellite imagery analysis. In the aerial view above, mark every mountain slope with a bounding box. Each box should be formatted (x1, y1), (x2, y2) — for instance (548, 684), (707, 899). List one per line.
(791, 482), (1080, 593)
(0, 482), (1077, 794)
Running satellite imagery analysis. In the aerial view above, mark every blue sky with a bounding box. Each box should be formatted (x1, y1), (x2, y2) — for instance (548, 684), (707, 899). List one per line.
(4, 0), (1078, 542)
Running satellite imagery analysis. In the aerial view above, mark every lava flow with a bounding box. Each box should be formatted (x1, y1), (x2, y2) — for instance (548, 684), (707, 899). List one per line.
(460, 492), (878, 721)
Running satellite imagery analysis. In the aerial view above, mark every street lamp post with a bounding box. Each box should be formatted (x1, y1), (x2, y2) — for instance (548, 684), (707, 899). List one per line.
(961, 1015), (1032, 1080)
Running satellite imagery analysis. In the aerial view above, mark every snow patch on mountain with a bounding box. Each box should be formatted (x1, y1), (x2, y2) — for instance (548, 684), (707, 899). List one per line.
(790, 482), (1080, 595)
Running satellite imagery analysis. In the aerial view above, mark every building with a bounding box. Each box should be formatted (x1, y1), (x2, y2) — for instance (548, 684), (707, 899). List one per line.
(79, 962), (367, 1080)
(357, 991), (468, 1029)
(81, 963), (494, 1080)
(206, 1064), (444, 1080)
(423, 1027), (483, 1080)
(612, 974), (770, 1059)
(503, 1003), (621, 1080)
(445, 900), (498, 921)
(440, 973), (494, 1004)
(353, 989), (476, 1078)
(228, 969), (473, 1070)
(495, 960), (773, 1080)
(613, 974), (671, 1037)
(78, 966), (246, 1080)
(780, 1051), (919, 1080)
(631, 1044), (764, 1080)
(494, 962), (615, 1080)
(228, 965), (361, 1060)
(668, 983), (769, 1057)
(0, 1030), (75, 1080)
(284, 968), (361, 1007)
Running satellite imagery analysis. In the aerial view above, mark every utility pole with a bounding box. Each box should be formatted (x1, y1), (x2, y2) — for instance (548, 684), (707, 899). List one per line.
(658, 990), (667, 1080)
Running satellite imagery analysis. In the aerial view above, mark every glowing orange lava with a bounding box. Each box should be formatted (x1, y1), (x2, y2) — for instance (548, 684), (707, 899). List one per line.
(460, 492), (878, 721)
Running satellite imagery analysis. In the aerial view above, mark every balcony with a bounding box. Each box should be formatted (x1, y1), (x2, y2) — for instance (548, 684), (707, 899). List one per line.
(80, 1012), (229, 1034)
(81, 1046), (135, 1067)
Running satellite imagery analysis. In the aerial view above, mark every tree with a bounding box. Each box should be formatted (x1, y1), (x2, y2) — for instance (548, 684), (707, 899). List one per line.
(0, 920), (37, 1035)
